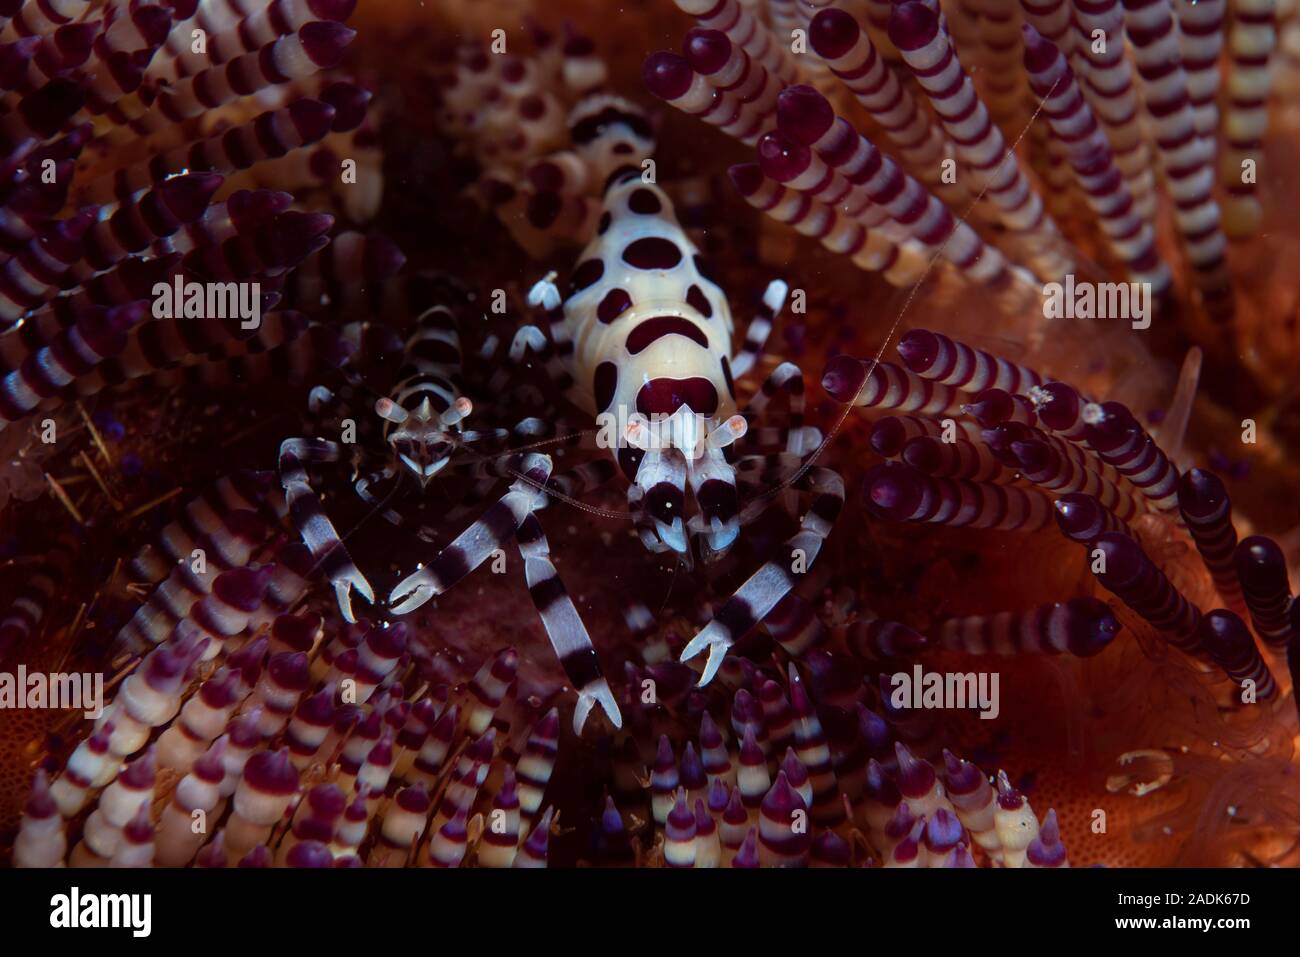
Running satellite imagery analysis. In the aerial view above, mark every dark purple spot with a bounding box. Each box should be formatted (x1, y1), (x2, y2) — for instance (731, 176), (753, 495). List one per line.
(626, 316), (710, 354)
(597, 288), (632, 323)
(594, 362), (618, 412)
(623, 237), (682, 269)
(620, 190), (658, 218)
(618, 446), (644, 481)
(570, 258), (605, 292)
(721, 356), (735, 398)
(686, 284), (713, 317)
(501, 58), (525, 83)
(519, 95), (545, 120)
(527, 192), (561, 228)
(636, 377), (718, 416)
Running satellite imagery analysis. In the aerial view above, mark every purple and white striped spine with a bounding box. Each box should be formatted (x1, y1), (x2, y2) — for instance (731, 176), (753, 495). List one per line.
(937, 596), (1121, 656)
(970, 0), (1027, 128)
(127, 23), (355, 138)
(1069, 0), (1158, 219)
(673, 0), (800, 84)
(1090, 531), (1203, 652)
(1221, 0), (1277, 236)
(965, 387), (1040, 426)
(1021, 25), (1170, 292)
(1052, 491), (1135, 543)
(1234, 535), (1295, 647)
(682, 29), (781, 145)
(863, 460), (1056, 531)
(989, 424), (1144, 520)
(1082, 400), (1182, 517)
(158, 0), (356, 80)
(1197, 609), (1278, 700)
(643, 51), (765, 146)
(822, 357), (968, 417)
(1177, 468), (1248, 615)
(0, 302), (148, 428)
(767, 86), (1038, 296)
(81, 98), (340, 205)
(888, 1), (1073, 280)
(727, 163), (929, 286)
(897, 329), (1045, 395)
(903, 433), (1013, 482)
(1122, 0), (1233, 315)
(1175, 0), (1225, 140)
(1031, 379), (1093, 441)
(807, 7), (966, 206)
(3, 0), (90, 40)
(870, 413), (984, 457)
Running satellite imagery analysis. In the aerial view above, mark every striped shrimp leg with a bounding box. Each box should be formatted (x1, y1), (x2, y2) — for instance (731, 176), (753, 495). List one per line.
(515, 512), (621, 733)
(388, 454), (555, 614)
(681, 467), (844, 686)
(1070, 0), (1159, 219)
(1021, 26), (1171, 292)
(888, 1), (1075, 280)
(279, 434), (373, 623)
(807, 7), (969, 208)
(1122, 0), (1233, 316)
(1177, 468), (1248, 615)
(1176, 0), (1226, 141)
(863, 461), (1057, 531)
(727, 163), (930, 288)
(1091, 531), (1204, 652)
(937, 597), (1122, 656)
(1197, 610), (1278, 700)
(673, 0), (801, 84)
(1234, 535), (1296, 647)
(1220, 0), (1277, 236)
